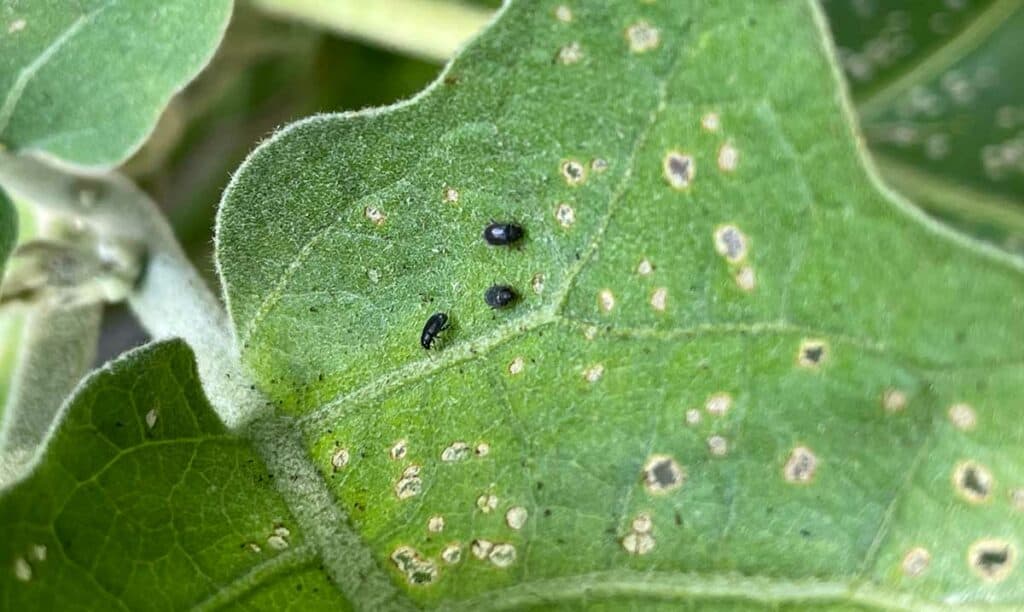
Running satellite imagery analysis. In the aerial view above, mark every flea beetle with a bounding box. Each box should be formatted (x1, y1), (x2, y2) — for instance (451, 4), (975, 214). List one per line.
(484, 285), (517, 309)
(482, 222), (524, 246)
(420, 312), (450, 349)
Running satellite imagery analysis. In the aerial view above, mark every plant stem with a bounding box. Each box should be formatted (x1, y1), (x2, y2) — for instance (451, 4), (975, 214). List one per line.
(250, 0), (493, 62)
(0, 152), (267, 428)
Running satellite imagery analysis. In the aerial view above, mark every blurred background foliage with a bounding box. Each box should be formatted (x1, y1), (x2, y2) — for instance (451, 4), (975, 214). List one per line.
(16, 0), (1021, 364)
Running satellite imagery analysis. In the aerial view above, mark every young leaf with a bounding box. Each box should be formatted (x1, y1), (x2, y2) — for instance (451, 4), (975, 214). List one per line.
(215, 0), (1024, 607)
(0, 340), (356, 610)
(0, 0), (232, 169)
(0, 304), (101, 488)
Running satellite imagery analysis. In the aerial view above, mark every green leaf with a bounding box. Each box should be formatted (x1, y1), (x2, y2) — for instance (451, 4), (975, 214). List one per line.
(211, 0), (1024, 607)
(216, 0), (1024, 607)
(0, 339), (354, 610)
(824, 0), (1024, 249)
(0, 0), (232, 169)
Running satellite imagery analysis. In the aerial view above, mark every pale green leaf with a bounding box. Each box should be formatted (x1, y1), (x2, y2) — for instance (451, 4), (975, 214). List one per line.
(0, 304), (101, 488)
(216, 0), (1024, 608)
(0, 0), (232, 169)
(0, 339), (354, 610)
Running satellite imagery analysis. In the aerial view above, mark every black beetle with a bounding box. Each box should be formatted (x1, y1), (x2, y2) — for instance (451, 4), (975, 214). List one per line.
(482, 222), (524, 246)
(484, 285), (517, 309)
(420, 312), (450, 349)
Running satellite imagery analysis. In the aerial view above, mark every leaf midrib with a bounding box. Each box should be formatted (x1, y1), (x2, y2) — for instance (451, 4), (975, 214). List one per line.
(443, 569), (1022, 611)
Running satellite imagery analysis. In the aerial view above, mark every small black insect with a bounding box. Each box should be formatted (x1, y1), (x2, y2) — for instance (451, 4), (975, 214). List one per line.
(420, 312), (450, 349)
(482, 222), (524, 246)
(484, 285), (517, 309)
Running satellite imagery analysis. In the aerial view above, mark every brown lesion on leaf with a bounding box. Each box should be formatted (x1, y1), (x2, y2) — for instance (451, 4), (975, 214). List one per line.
(952, 460), (993, 504)
(968, 539), (1017, 582)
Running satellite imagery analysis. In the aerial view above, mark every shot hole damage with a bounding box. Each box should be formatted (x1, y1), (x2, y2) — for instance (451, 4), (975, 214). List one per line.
(705, 392), (732, 416)
(642, 454), (685, 494)
(953, 461), (993, 503)
(561, 160), (586, 185)
(583, 363), (605, 383)
(441, 441), (471, 462)
(701, 112), (721, 131)
(663, 151), (695, 189)
(331, 447), (350, 471)
(717, 143), (739, 172)
(391, 546), (437, 585)
(506, 506), (528, 530)
(901, 547), (930, 577)
(882, 388), (908, 413)
(622, 513), (655, 555)
(626, 21), (660, 53)
(735, 265), (756, 292)
(948, 402), (977, 431)
(650, 287), (668, 311)
(707, 435), (728, 456)
(783, 446), (817, 484)
(364, 206), (386, 226)
(713, 225), (747, 263)
(797, 339), (828, 369)
(968, 539), (1016, 582)
(441, 544), (462, 564)
(395, 465), (422, 500)
(555, 203), (576, 227)
(390, 439), (408, 460)
(557, 42), (583, 65)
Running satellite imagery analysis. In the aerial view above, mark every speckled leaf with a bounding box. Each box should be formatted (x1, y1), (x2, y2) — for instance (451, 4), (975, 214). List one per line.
(0, 340), (353, 610)
(824, 0), (1024, 249)
(0, 0), (232, 169)
(217, 0), (1024, 608)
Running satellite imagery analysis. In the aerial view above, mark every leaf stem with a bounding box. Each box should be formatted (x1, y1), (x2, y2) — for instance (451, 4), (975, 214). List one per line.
(250, 0), (493, 62)
(0, 152), (267, 428)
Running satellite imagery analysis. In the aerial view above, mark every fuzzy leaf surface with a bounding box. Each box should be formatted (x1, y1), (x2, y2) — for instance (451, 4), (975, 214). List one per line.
(218, 0), (1024, 608)
(0, 0), (232, 168)
(0, 340), (352, 610)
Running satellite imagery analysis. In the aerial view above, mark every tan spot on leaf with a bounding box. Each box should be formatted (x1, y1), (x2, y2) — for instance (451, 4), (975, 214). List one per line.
(783, 446), (817, 484)
(901, 547), (930, 577)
